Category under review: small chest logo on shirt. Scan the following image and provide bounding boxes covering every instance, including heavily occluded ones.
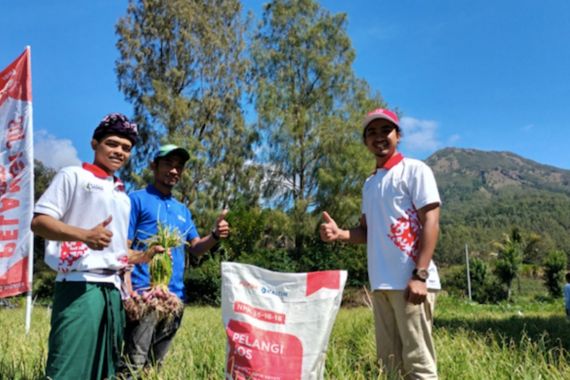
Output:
[177,215,186,223]
[84,182,104,192]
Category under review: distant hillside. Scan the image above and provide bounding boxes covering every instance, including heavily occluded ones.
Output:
[427,147,570,197]
[425,148,570,264]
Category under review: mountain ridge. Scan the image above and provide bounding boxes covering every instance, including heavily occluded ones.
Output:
[422,147,570,264]
[426,147,570,197]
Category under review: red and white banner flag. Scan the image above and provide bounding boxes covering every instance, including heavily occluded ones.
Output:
[0,48,34,298]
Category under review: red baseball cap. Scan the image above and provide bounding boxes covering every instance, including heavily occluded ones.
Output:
[362,108,400,130]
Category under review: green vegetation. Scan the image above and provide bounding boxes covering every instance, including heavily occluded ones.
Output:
[31,161,56,301]
[2,294,570,379]
[494,229,524,300]
[429,148,570,265]
[543,251,568,298]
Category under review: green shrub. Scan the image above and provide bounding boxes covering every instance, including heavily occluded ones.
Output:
[440,265,467,298]
[542,250,567,298]
[476,279,509,304]
[32,270,56,301]
[237,248,297,273]
[185,252,224,306]
[441,261,508,304]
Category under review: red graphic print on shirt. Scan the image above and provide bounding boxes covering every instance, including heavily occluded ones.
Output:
[118,254,129,266]
[387,208,421,261]
[58,241,89,272]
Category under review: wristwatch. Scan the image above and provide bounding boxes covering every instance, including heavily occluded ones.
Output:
[412,268,429,282]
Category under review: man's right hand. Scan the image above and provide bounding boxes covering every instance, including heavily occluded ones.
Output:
[84,216,113,250]
[127,245,166,265]
[144,245,166,262]
[320,211,340,242]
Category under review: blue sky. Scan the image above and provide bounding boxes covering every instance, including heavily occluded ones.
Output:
[2,0,569,170]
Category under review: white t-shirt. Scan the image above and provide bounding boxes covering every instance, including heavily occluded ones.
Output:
[362,154,441,290]
[34,163,130,288]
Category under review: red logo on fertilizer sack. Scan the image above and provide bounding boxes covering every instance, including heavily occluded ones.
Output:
[234,301,286,325]
[226,319,303,380]
[306,270,340,296]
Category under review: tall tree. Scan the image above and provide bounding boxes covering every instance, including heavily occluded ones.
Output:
[252,0,383,254]
[115,0,259,228]
[542,250,567,298]
[494,228,524,300]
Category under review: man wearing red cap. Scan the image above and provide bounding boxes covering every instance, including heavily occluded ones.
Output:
[32,113,161,379]
[320,108,441,379]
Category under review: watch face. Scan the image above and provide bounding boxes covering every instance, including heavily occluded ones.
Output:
[414,268,429,280]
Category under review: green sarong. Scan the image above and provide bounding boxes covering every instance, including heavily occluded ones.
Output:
[46,282,125,380]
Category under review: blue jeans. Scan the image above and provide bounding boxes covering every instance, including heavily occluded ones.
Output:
[118,309,183,379]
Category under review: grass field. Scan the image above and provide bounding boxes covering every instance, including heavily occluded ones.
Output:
[1,293,569,379]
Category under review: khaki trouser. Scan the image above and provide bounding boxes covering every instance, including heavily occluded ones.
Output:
[371,290,438,380]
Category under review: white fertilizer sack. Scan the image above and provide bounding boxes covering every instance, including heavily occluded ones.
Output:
[221,262,347,380]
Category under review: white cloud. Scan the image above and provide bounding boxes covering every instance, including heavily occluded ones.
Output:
[522,124,534,132]
[34,130,81,169]
[447,134,460,145]
[400,116,440,152]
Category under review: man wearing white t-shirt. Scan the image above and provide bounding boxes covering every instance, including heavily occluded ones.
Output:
[320,108,441,379]
[31,113,161,380]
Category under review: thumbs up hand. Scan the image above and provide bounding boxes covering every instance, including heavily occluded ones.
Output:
[85,215,113,250]
[320,211,340,242]
[212,209,230,240]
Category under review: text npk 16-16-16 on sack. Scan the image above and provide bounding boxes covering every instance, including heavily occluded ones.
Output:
[123,223,184,322]
[222,262,347,380]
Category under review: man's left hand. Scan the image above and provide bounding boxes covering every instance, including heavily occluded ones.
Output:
[404,279,428,305]
[213,209,230,240]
